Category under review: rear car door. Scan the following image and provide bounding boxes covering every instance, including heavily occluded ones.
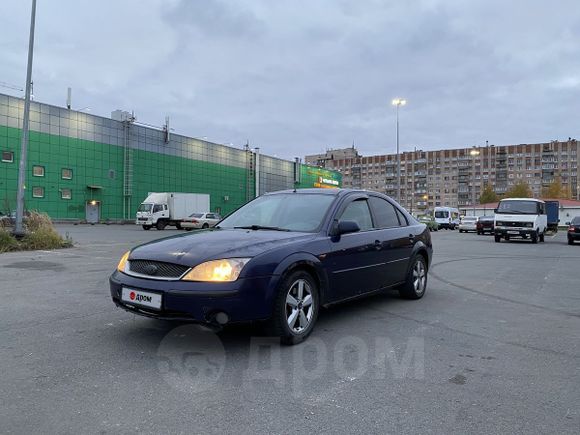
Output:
[325,196,385,301]
[368,196,414,286]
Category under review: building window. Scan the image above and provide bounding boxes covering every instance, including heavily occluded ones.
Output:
[32,186,44,198]
[108,169,116,180]
[33,165,45,177]
[61,188,72,200]
[2,151,14,163]
[61,168,73,179]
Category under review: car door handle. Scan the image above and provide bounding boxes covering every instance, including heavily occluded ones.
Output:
[374,240,382,250]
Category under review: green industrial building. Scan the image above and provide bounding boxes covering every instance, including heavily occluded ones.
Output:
[0,93,341,222]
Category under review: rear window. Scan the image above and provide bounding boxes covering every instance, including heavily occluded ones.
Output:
[462,216,477,221]
[190,213,204,218]
[435,211,448,218]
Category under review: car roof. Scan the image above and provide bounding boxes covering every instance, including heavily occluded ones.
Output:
[499,198,544,203]
[265,188,378,197]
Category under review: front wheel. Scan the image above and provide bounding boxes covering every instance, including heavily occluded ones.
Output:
[494,235,501,243]
[531,231,538,244]
[399,255,428,300]
[156,221,166,230]
[539,232,545,242]
[142,225,151,231]
[265,271,319,345]
[568,237,573,245]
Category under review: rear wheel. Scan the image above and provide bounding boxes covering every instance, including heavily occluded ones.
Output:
[494,235,501,243]
[175,222,182,230]
[156,221,166,230]
[265,270,319,345]
[202,223,209,229]
[399,255,428,300]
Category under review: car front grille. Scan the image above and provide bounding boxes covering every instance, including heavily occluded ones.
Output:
[128,260,189,279]
[496,221,530,227]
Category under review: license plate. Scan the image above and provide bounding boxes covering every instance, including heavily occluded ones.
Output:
[121,288,162,310]
[507,231,519,235]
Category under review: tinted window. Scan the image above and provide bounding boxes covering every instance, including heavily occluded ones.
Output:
[339,199,373,231]
[369,196,400,228]
[190,213,203,218]
[153,205,163,213]
[395,208,408,226]
[572,217,580,225]
[435,211,448,218]
[206,213,215,219]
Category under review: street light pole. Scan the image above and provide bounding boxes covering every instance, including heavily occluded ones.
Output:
[14,0,37,236]
[470,147,480,216]
[392,98,406,204]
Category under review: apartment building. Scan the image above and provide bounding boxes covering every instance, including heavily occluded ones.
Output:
[305,139,579,212]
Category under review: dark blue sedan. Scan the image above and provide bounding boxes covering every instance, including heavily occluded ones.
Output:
[110,189,432,344]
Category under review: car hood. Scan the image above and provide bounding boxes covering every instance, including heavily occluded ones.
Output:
[495,214,536,221]
[129,228,316,267]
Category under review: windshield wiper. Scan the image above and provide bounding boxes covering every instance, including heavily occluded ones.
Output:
[234,225,291,232]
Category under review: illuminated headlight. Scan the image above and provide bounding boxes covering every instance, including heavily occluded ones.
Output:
[495,221,505,227]
[117,251,130,273]
[524,222,533,228]
[181,258,251,282]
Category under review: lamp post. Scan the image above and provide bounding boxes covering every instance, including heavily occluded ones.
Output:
[14,0,37,237]
[470,147,480,215]
[392,98,406,203]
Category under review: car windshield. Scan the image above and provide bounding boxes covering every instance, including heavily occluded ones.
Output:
[189,213,204,218]
[462,217,477,221]
[435,211,448,218]
[218,193,336,232]
[497,200,538,214]
[137,203,152,212]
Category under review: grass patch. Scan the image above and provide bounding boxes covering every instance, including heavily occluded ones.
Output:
[0,211,73,252]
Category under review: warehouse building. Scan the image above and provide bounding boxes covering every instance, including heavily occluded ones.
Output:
[0,93,341,222]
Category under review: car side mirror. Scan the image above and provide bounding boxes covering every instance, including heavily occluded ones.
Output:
[493,208,498,213]
[337,220,360,235]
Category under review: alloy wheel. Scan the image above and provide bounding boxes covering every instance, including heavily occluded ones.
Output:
[285,279,314,333]
[413,260,426,295]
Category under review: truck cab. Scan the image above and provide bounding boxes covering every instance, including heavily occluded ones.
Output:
[494,198,547,244]
[136,192,211,230]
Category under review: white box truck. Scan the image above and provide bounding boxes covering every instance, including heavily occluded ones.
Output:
[135,192,211,230]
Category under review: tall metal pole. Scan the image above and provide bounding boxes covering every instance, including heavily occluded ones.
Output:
[254,147,260,198]
[14,0,37,236]
[396,104,401,203]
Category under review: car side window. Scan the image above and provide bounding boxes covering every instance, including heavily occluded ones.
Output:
[206,213,215,219]
[153,205,163,213]
[339,199,373,231]
[369,196,400,228]
[395,208,408,226]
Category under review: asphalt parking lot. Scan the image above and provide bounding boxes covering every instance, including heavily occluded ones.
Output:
[1,225,579,434]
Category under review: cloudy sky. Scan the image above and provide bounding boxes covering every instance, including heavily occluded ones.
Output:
[1,0,579,159]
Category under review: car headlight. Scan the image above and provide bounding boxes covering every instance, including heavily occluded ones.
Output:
[181,258,251,282]
[525,222,533,228]
[117,251,130,273]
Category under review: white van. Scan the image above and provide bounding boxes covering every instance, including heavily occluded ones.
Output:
[494,198,547,243]
[434,206,460,230]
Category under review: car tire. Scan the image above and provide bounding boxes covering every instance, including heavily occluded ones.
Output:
[156,221,166,230]
[175,222,182,230]
[568,237,573,245]
[531,231,538,244]
[398,255,428,300]
[494,235,501,243]
[539,232,545,242]
[202,223,209,229]
[142,225,151,231]
[265,270,319,345]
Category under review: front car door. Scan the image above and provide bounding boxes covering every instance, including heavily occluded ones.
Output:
[325,195,385,301]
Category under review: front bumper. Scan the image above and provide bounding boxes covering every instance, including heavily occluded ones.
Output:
[568,232,580,240]
[494,227,535,237]
[109,270,277,323]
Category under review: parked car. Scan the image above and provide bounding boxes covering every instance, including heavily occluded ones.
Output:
[476,215,495,234]
[434,206,460,229]
[110,189,433,344]
[417,215,439,231]
[181,212,222,230]
[567,216,580,245]
[458,216,478,233]
[494,198,547,243]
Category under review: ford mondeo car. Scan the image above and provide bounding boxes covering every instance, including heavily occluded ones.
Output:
[110,189,433,344]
